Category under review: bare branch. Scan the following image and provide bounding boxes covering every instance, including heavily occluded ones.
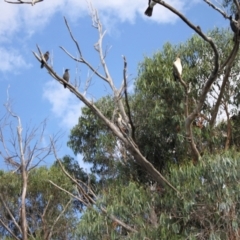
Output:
[50,139,96,205]
[0,218,20,240]
[48,199,72,240]
[155,0,219,58]
[49,142,138,234]
[4,0,43,5]
[122,56,135,140]
[203,0,228,18]
[49,180,87,204]
[60,17,110,84]
[0,194,22,235]
[2,101,28,239]
[0,91,58,238]
[220,37,240,72]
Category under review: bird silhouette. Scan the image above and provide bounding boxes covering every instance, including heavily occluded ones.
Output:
[40,51,49,68]
[230,14,240,35]
[144,0,156,17]
[63,69,70,88]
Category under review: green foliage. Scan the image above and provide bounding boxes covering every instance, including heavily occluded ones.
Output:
[66,28,240,239]
[77,180,155,239]
[54,155,96,184]
[68,96,119,176]
[0,166,77,239]
[68,28,240,182]
[77,151,240,239]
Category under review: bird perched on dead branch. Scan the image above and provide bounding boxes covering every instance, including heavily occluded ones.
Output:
[117,113,130,136]
[173,57,182,81]
[144,0,156,17]
[40,51,49,68]
[63,69,70,88]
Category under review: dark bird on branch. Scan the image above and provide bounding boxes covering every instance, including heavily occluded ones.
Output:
[63,69,70,88]
[230,14,240,35]
[40,51,49,68]
[173,57,182,81]
[144,0,156,17]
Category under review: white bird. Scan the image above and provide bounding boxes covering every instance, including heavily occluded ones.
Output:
[117,113,130,135]
[173,57,182,81]
[144,0,157,17]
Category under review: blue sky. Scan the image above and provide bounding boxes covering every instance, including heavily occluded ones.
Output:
[0,0,230,170]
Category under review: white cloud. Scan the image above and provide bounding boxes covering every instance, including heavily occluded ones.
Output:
[67,0,187,25]
[0,0,196,40]
[0,47,31,72]
[0,0,198,73]
[43,80,83,129]
[0,3,20,43]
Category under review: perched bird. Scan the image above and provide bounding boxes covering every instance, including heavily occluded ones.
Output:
[117,113,130,136]
[230,15,240,35]
[173,57,182,81]
[40,51,49,68]
[144,0,156,17]
[63,69,70,88]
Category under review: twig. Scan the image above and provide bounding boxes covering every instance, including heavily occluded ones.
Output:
[0,194,22,235]
[203,0,228,18]
[0,218,20,240]
[48,199,72,240]
[4,0,43,5]
[122,56,135,140]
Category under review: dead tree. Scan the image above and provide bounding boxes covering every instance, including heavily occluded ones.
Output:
[33,2,179,193]
[0,96,57,240]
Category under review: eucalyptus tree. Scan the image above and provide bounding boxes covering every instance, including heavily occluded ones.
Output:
[33,0,240,236]
[68,27,240,177]
[0,166,77,240]
[4,0,240,237]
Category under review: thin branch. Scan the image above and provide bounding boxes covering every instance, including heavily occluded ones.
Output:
[89,6,111,80]
[41,199,51,221]
[155,0,219,58]
[122,56,135,140]
[211,40,239,126]
[48,180,89,206]
[100,206,138,233]
[0,194,22,235]
[4,0,43,5]
[60,17,109,84]
[223,102,231,150]
[203,0,228,18]
[220,37,240,72]
[50,139,96,204]
[49,138,138,233]
[48,199,72,240]
[0,218,20,240]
